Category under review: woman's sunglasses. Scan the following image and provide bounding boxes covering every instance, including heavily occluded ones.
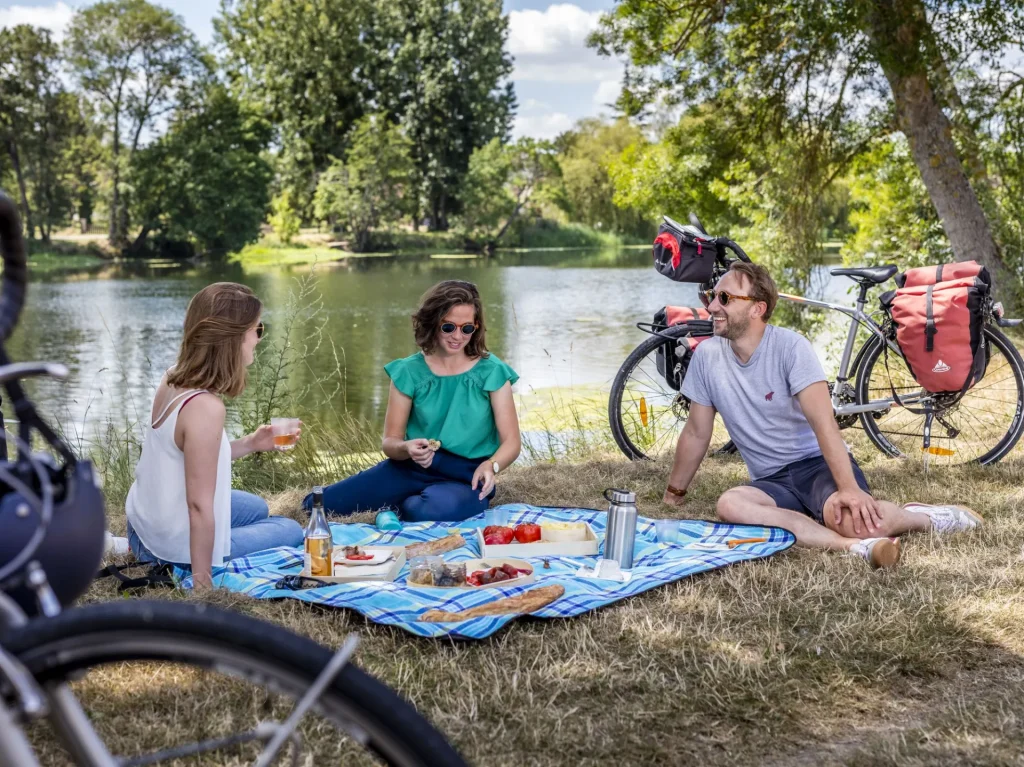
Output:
[701,289,759,307]
[256,321,265,339]
[440,322,478,336]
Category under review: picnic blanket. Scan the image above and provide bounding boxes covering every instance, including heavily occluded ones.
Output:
[183,504,795,639]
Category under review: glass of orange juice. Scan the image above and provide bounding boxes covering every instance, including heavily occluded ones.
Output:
[270,417,300,450]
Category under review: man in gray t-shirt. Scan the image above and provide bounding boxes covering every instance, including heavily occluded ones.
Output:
[662,262,981,568]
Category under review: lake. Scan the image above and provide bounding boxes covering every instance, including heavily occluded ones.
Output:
[3,247,855,442]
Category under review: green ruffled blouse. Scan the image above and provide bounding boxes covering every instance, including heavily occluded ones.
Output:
[383,352,519,460]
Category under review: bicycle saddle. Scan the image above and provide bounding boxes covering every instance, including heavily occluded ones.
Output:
[829,264,898,284]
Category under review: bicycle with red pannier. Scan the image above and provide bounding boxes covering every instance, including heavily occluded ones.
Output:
[609,213,1024,467]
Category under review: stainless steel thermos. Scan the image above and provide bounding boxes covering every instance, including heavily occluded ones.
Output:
[603,488,638,569]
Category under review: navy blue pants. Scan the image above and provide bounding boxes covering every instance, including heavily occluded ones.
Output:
[305,450,494,522]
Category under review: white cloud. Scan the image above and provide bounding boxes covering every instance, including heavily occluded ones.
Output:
[513,112,575,140]
[0,2,74,40]
[593,78,621,109]
[508,3,623,83]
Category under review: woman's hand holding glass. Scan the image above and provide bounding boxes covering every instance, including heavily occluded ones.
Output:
[251,419,303,453]
[405,438,434,468]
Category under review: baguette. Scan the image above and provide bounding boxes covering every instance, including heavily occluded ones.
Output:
[418,584,564,622]
[405,533,466,559]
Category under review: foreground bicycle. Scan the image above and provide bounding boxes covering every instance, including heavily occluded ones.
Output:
[0,194,467,766]
[610,213,1024,467]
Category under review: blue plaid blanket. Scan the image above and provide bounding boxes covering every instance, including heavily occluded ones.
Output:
[183,505,794,639]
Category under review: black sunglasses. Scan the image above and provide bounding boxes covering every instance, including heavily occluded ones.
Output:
[256,321,265,339]
[440,322,478,336]
[274,574,326,591]
[701,289,759,307]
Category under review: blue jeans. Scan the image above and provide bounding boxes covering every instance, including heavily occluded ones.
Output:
[306,450,494,522]
[128,490,304,566]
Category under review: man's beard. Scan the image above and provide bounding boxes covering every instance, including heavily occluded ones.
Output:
[714,312,750,340]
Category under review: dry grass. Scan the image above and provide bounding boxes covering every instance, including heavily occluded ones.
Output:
[62,438,1024,765]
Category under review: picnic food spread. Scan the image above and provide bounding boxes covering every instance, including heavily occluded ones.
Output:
[466,562,532,587]
[341,545,373,561]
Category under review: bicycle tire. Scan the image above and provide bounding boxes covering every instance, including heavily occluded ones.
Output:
[3,600,467,767]
[856,325,1024,465]
[609,325,700,461]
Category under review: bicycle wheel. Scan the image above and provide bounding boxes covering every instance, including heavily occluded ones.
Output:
[856,326,1024,465]
[4,600,467,767]
[609,325,702,460]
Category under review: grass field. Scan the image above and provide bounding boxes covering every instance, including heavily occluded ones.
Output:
[63,428,1024,767]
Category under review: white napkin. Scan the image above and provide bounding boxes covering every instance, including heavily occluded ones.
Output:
[577,558,632,583]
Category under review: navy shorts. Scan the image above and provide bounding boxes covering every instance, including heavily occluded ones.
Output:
[747,454,870,524]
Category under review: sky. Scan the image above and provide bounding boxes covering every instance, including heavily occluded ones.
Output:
[0,0,625,139]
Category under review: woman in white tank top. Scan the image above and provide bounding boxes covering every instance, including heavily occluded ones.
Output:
[125,282,303,588]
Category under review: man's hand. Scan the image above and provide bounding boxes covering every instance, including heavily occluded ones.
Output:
[826,488,882,536]
[662,489,686,509]
[406,439,434,468]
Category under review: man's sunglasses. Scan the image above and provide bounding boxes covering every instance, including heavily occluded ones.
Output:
[256,321,266,339]
[440,322,478,336]
[701,289,760,307]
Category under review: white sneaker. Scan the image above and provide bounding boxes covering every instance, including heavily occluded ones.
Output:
[905,503,983,534]
[104,532,130,556]
[848,537,902,569]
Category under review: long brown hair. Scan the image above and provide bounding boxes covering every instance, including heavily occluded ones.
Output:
[412,280,489,358]
[167,282,262,397]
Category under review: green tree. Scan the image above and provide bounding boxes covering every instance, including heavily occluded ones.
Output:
[378,0,515,230]
[130,85,272,256]
[268,190,301,245]
[218,0,514,231]
[312,114,414,252]
[590,0,1024,288]
[65,0,206,249]
[556,118,651,238]
[0,25,79,242]
[216,0,377,215]
[456,137,560,254]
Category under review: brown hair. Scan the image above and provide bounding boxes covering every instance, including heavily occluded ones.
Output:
[412,280,489,358]
[728,262,779,321]
[167,282,262,397]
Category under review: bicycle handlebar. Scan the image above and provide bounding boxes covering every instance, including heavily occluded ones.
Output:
[718,237,752,263]
[0,194,28,343]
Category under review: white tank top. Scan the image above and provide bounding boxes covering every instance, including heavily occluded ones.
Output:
[125,388,232,565]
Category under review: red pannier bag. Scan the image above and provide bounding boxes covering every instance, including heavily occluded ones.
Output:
[652,220,717,283]
[879,261,990,395]
[652,306,713,388]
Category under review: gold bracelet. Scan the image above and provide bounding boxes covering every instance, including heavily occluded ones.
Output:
[666,484,687,498]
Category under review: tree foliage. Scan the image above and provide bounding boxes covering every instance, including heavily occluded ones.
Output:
[130,85,272,256]
[65,0,207,247]
[312,114,415,252]
[590,0,1024,293]
[456,138,560,253]
[218,0,514,230]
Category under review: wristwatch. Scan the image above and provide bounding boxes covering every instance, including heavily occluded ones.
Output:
[666,484,687,497]
[491,460,500,475]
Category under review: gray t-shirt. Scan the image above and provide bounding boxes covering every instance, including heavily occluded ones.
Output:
[682,324,826,480]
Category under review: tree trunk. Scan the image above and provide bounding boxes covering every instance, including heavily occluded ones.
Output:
[859,0,1009,287]
[6,138,33,240]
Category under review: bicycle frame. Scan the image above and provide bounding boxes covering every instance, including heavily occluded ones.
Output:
[778,289,931,414]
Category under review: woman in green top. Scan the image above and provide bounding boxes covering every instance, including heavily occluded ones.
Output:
[312,280,522,521]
